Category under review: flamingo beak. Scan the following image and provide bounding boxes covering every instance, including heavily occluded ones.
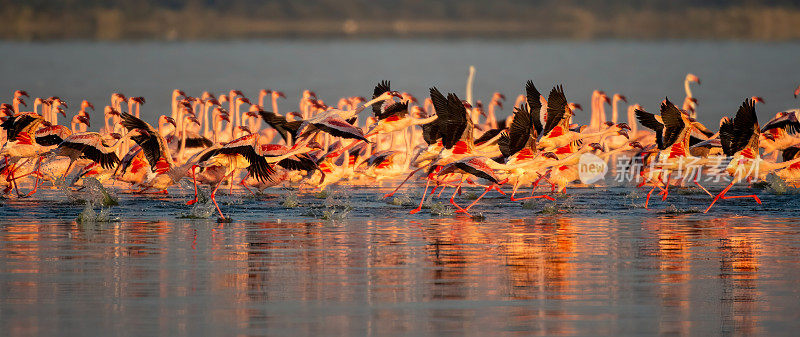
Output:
[616,123,631,131]
[590,143,604,151]
[58,109,66,117]
[617,129,629,139]
[543,152,559,160]
[277,91,286,99]
[572,103,583,111]
[188,116,200,126]
[619,95,628,103]
[79,116,91,127]
[629,141,643,149]
[18,98,27,107]
[165,116,176,127]
[763,133,775,141]
[752,96,765,104]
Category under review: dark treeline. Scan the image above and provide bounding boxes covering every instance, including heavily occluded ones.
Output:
[2,0,800,39]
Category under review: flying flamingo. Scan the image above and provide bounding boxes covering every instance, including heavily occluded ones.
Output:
[48,129,142,181]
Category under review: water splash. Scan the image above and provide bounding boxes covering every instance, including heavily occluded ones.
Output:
[281,191,300,208]
[764,174,797,195]
[425,201,453,216]
[179,187,214,219]
[387,193,413,206]
[75,202,118,223]
[658,204,701,214]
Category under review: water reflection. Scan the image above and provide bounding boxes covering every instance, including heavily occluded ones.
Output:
[1,215,799,335]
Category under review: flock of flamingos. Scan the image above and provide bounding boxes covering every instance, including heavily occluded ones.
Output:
[1,74,800,219]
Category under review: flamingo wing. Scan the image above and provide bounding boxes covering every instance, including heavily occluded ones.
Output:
[761,109,800,134]
[377,101,408,120]
[474,127,506,146]
[660,98,686,150]
[184,135,213,148]
[258,109,299,143]
[455,158,499,184]
[115,145,144,176]
[277,153,318,172]
[60,134,120,169]
[542,85,567,138]
[635,108,665,149]
[119,112,169,171]
[1,113,40,141]
[372,80,391,116]
[314,116,368,141]
[441,93,468,149]
[502,103,534,159]
[525,80,544,135]
[35,125,71,146]
[218,145,275,183]
[783,146,800,162]
[728,99,759,155]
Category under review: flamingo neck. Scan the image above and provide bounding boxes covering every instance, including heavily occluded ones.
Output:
[627,106,637,135]
[612,98,619,124]
[589,90,598,129]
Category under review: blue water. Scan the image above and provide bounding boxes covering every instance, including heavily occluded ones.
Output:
[0,40,798,127]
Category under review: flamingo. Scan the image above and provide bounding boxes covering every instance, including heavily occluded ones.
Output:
[189,133,275,219]
[48,129,142,182]
[684,73,700,117]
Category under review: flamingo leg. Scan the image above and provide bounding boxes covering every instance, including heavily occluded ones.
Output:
[704,180,762,213]
[658,171,671,200]
[645,184,658,209]
[8,163,22,197]
[384,163,428,199]
[61,159,75,182]
[239,172,255,196]
[211,171,233,220]
[448,179,467,213]
[409,178,431,214]
[458,184,495,215]
[510,176,521,199]
[22,157,44,198]
[187,166,200,205]
[693,170,713,197]
[704,180,735,213]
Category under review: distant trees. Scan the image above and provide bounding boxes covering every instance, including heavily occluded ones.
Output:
[0,0,798,39]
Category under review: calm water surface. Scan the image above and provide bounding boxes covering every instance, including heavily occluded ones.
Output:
[1,183,800,336]
[0,40,799,127]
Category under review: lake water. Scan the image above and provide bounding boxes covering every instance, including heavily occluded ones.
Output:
[0,40,798,127]
[1,40,800,336]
